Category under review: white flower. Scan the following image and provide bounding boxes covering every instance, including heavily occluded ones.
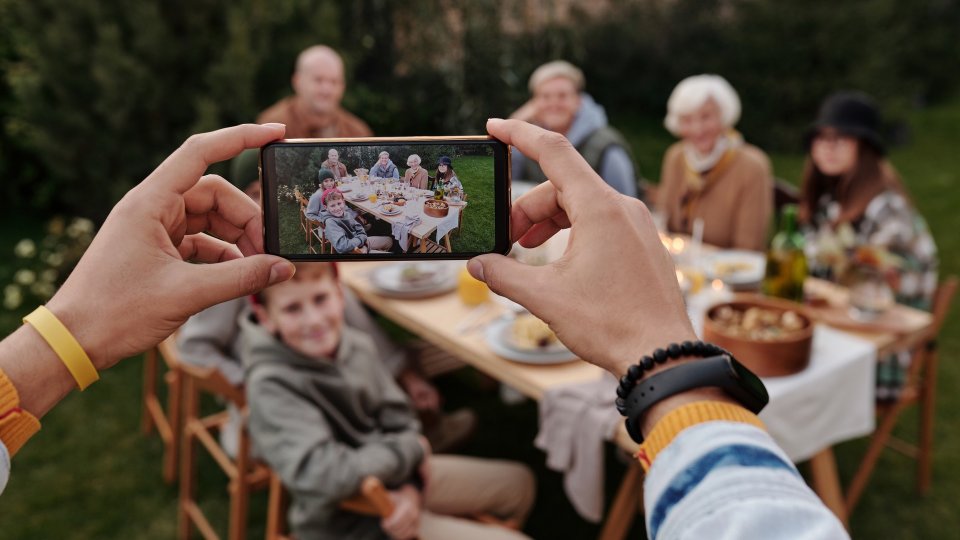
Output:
[3,285,22,310]
[14,239,36,258]
[30,282,56,299]
[44,252,65,267]
[14,269,36,285]
[73,218,94,234]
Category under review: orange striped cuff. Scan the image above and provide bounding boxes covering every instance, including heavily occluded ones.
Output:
[0,368,41,456]
[634,401,765,471]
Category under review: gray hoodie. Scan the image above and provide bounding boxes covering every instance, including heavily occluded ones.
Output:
[512,93,638,198]
[323,207,367,253]
[240,316,423,540]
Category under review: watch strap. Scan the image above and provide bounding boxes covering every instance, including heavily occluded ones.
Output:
[622,355,768,443]
[634,400,765,471]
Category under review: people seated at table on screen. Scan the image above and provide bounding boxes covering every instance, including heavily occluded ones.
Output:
[434,156,463,196]
[306,168,338,221]
[509,60,639,198]
[403,154,429,189]
[321,148,349,181]
[242,263,535,539]
[370,150,400,180]
[323,189,393,253]
[799,92,939,402]
[655,74,773,251]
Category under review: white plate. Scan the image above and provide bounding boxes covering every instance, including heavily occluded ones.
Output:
[484,318,578,365]
[369,262,457,298]
[707,250,766,285]
[339,186,353,192]
[349,194,369,202]
[379,207,402,216]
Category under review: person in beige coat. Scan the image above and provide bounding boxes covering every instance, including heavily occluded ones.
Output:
[656,75,773,251]
[402,154,429,189]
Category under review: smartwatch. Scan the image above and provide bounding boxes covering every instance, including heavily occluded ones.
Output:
[622,354,769,443]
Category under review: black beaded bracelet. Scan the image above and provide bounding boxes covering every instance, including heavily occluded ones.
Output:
[614,340,729,416]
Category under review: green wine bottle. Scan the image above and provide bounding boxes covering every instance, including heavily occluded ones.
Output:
[762,204,808,302]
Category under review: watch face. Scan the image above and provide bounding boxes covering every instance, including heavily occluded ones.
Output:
[728,357,769,401]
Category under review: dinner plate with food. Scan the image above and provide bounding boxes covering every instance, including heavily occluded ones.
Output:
[369,262,457,298]
[485,314,578,364]
[707,250,766,287]
[379,203,403,216]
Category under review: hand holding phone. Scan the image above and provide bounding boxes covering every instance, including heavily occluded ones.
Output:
[261,136,511,260]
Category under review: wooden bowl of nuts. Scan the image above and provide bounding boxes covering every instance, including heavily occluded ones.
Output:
[703,295,814,377]
[423,199,449,218]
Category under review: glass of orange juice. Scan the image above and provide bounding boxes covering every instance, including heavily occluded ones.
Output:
[458,267,489,306]
[368,193,377,203]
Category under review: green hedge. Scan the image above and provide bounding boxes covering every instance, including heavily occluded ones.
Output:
[3,0,958,217]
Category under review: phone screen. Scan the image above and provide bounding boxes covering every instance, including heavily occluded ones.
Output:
[261,137,511,260]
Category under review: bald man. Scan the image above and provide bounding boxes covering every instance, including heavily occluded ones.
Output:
[257,45,373,138]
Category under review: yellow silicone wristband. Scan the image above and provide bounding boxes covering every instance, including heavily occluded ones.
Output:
[23,305,99,390]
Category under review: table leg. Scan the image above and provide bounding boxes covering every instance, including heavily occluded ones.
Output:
[809,447,849,529]
[598,460,644,540]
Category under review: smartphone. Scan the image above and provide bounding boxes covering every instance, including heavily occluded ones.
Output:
[261,136,512,260]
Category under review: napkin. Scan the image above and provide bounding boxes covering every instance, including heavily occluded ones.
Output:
[534,373,621,522]
[392,215,421,252]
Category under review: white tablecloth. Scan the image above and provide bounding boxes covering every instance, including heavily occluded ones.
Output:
[760,325,877,462]
[688,295,877,462]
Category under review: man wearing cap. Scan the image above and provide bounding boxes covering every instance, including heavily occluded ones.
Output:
[257,45,373,138]
[510,60,640,198]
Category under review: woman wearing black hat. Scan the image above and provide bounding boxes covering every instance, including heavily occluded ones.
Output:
[433,156,464,196]
[800,92,938,400]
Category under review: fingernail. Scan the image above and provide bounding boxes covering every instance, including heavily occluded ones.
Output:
[467,259,485,282]
[487,118,504,125]
[268,261,295,285]
[262,122,286,130]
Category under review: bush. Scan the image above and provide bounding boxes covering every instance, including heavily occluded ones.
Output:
[3,0,958,218]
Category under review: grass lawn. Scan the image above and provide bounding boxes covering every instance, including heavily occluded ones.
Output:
[279,156,496,255]
[3,96,960,538]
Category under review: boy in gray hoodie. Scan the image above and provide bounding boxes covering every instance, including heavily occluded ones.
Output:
[243,263,535,539]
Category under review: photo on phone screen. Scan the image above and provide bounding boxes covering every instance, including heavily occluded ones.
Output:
[261,137,511,260]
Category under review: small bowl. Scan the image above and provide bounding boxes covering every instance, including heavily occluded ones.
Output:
[702,295,814,377]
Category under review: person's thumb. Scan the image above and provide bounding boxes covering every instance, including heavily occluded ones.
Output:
[468,254,547,309]
[184,255,295,313]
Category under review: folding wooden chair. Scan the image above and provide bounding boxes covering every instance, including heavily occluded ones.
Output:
[266,472,519,540]
[266,473,394,540]
[293,189,309,242]
[844,276,958,513]
[178,363,271,540]
[141,333,184,484]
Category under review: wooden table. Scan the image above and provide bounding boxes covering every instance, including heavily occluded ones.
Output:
[339,261,933,538]
[340,180,465,252]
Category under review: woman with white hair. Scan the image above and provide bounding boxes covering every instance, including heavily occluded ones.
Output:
[402,154,429,189]
[656,75,773,250]
[510,60,640,198]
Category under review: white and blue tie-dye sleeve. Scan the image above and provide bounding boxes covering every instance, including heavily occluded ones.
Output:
[644,422,848,539]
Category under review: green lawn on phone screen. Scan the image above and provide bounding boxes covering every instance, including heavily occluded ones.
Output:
[280,155,496,255]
